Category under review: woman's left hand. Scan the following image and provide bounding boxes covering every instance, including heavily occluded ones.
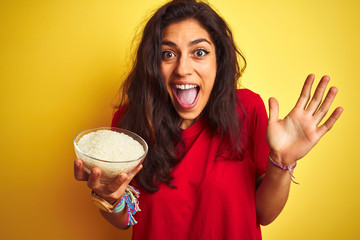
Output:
[267,74,343,166]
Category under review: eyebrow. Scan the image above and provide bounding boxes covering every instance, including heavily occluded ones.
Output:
[161,38,212,47]
[190,38,211,46]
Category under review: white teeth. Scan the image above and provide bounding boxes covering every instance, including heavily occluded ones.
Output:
[175,84,197,90]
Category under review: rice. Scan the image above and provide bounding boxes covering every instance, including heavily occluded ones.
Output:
[76,129,145,183]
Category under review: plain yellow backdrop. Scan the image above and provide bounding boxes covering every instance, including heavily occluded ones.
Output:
[0,0,359,239]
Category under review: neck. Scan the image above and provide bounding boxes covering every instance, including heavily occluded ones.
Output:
[180,119,195,129]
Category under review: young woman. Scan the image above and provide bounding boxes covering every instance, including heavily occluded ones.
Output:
[74,0,343,239]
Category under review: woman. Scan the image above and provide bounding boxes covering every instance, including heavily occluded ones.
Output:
[74,0,343,239]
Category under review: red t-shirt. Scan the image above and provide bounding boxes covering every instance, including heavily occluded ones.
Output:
[112,89,269,240]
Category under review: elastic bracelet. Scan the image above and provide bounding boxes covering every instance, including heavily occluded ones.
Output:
[113,185,141,225]
[269,155,299,184]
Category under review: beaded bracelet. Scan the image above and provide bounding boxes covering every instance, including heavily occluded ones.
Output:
[269,155,299,184]
[113,185,141,225]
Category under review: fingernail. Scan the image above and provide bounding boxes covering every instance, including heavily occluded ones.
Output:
[121,173,127,181]
[91,169,99,177]
[76,160,81,167]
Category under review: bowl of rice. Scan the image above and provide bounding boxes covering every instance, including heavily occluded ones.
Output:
[74,127,148,184]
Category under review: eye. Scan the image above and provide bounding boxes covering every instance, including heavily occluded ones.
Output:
[161,50,176,60]
[194,49,209,58]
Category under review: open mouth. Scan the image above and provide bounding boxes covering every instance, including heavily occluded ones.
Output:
[172,84,200,109]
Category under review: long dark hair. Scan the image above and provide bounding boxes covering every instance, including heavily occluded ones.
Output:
[116,0,246,193]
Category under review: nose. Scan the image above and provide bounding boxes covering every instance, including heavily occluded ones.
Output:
[175,54,193,77]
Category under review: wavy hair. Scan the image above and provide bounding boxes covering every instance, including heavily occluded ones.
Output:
[116,0,246,193]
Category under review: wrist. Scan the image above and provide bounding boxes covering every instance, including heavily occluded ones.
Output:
[91,190,124,205]
[91,185,142,225]
[268,151,296,168]
[91,191,122,212]
[268,154,299,184]
[104,197,119,205]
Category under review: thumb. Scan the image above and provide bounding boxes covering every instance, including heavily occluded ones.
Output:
[268,97,279,124]
[125,164,143,185]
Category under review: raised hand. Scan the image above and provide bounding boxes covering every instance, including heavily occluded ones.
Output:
[266,74,343,166]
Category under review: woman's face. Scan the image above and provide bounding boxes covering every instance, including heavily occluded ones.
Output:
[160,19,217,129]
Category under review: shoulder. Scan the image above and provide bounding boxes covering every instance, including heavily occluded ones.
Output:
[236,88,264,109]
[111,105,128,127]
[235,88,268,125]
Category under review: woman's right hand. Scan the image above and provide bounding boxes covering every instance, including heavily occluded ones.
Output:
[74,158,143,203]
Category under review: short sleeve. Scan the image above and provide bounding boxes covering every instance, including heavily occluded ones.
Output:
[111,110,120,127]
[251,94,270,177]
[111,106,127,128]
[237,89,269,177]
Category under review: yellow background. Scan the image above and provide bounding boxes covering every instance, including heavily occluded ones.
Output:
[1,0,359,239]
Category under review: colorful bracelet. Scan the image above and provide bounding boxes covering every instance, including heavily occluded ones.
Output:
[269,155,299,184]
[113,185,141,225]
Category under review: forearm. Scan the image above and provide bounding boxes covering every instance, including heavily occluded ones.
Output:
[255,158,293,226]
[100,207,130,230]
